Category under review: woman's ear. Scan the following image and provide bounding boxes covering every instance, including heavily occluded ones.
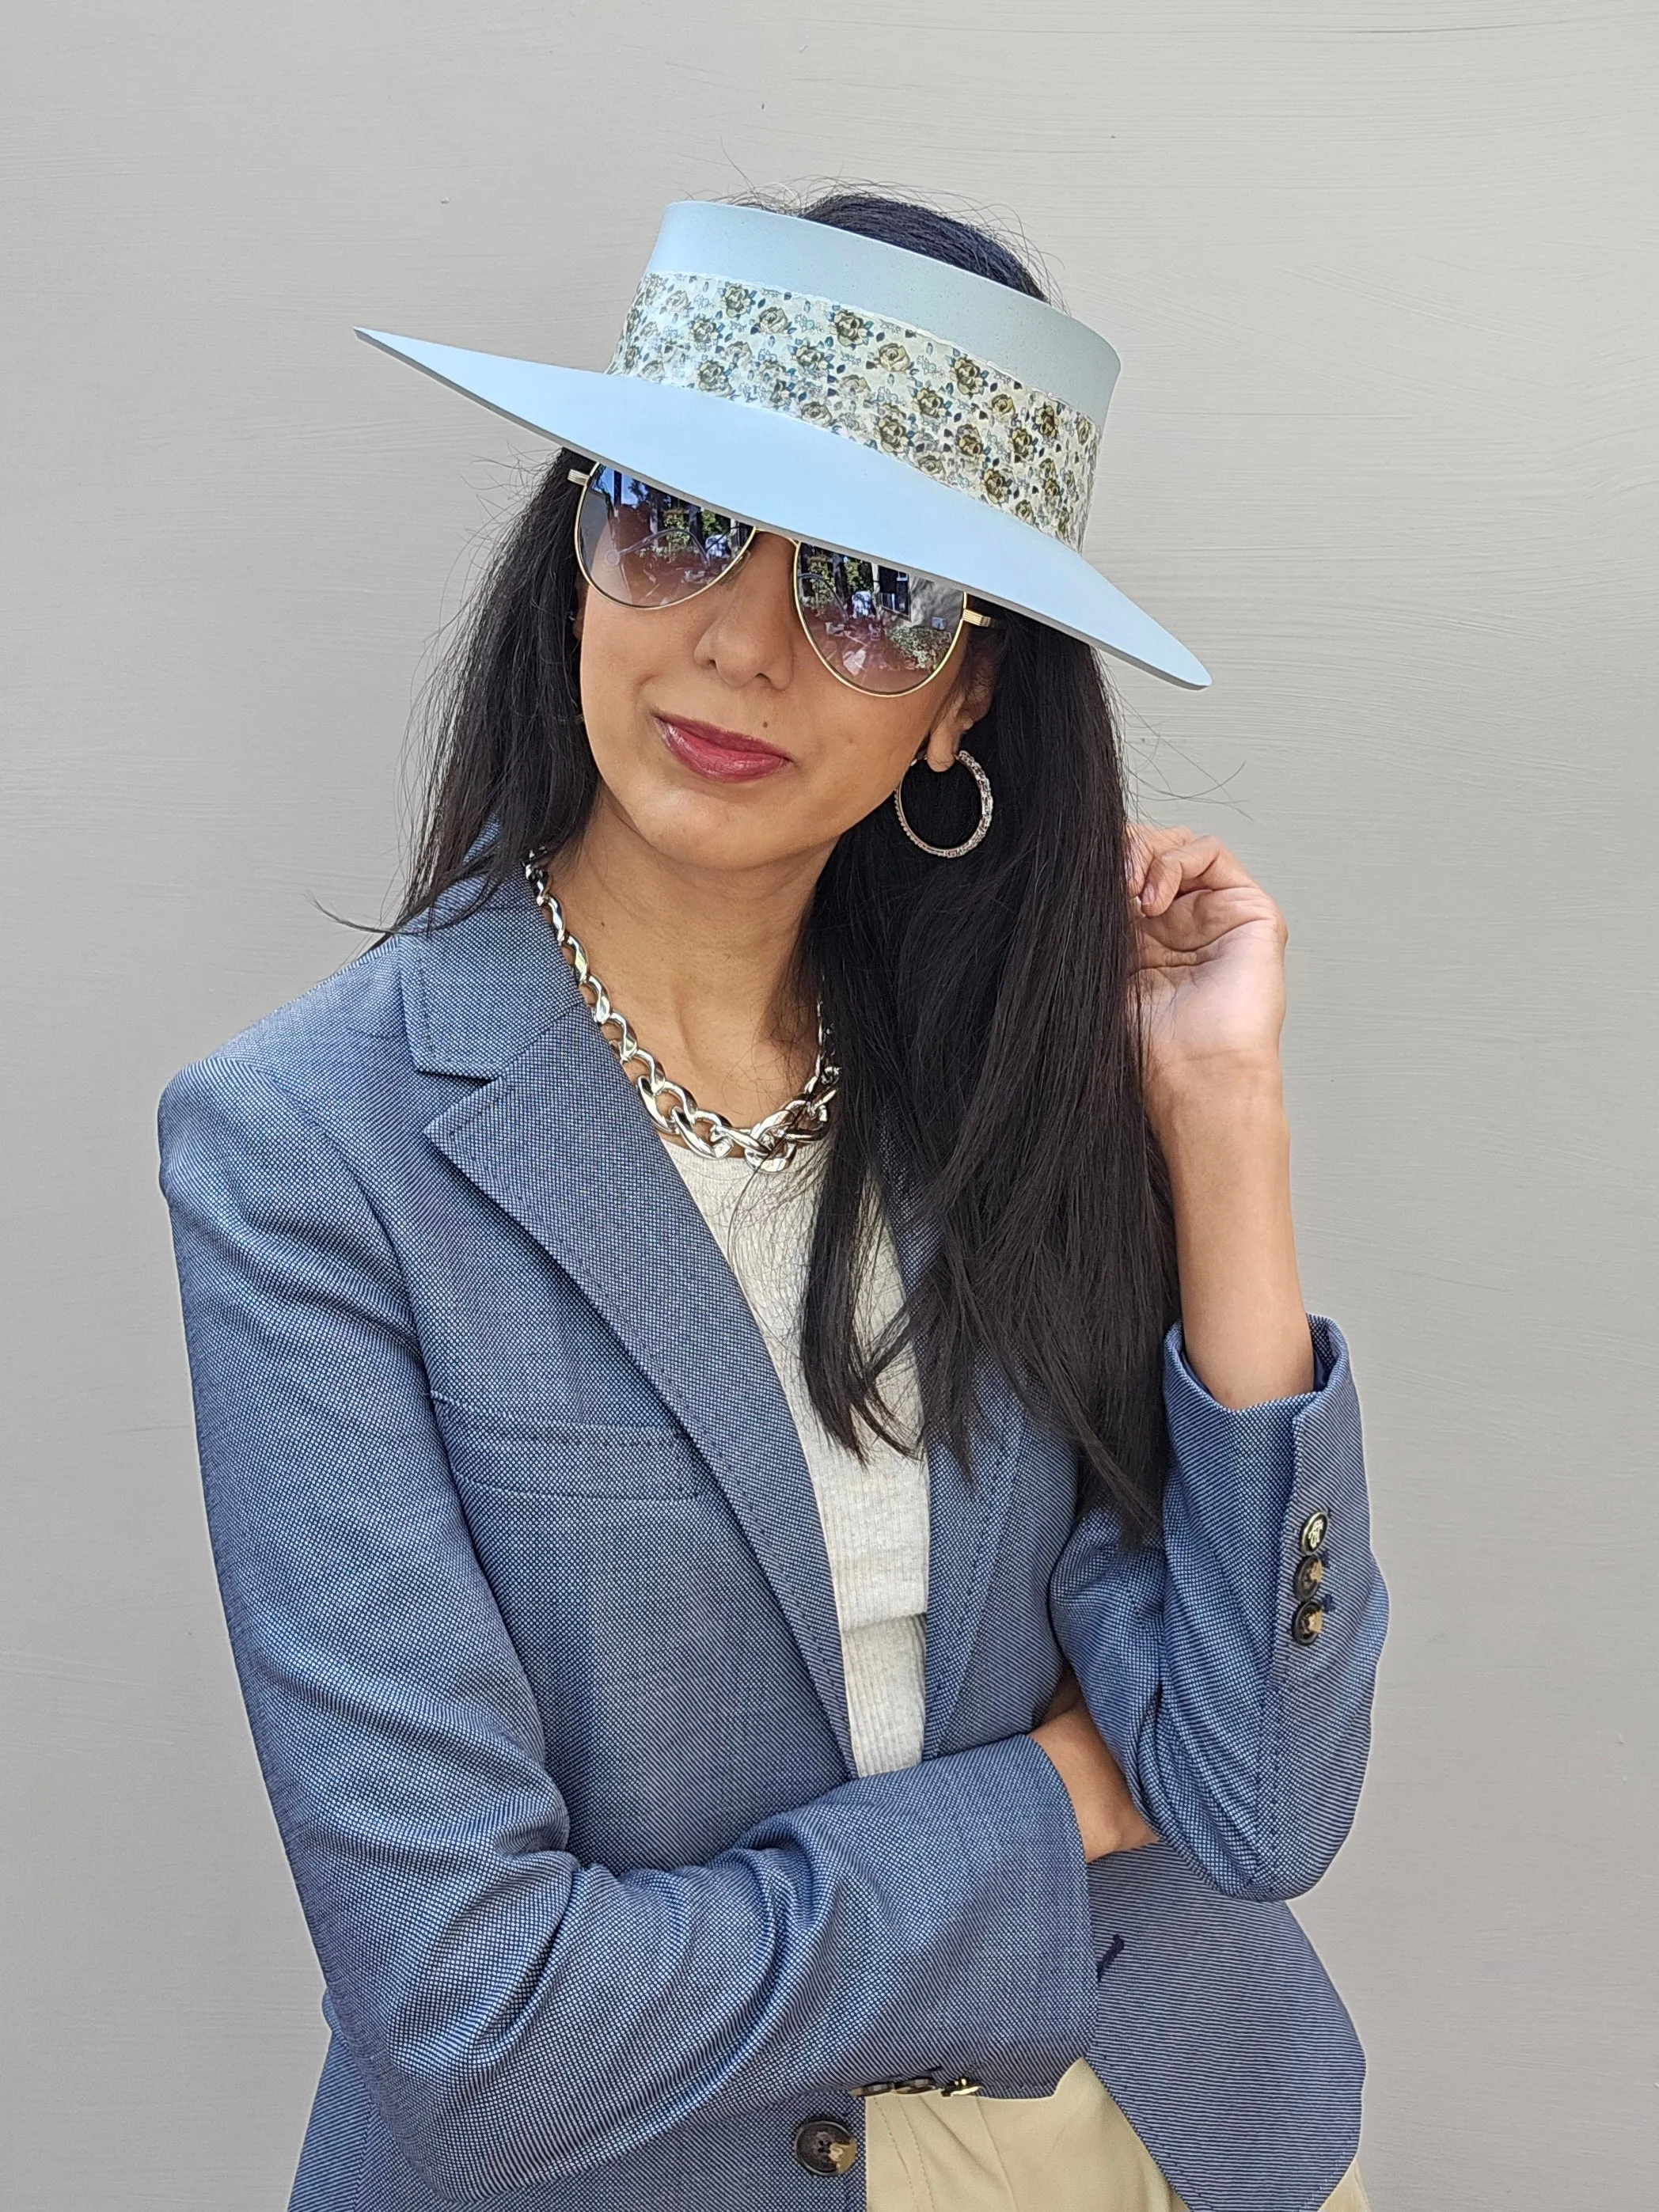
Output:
[960,636,1001,725]
[923,636,1001,770]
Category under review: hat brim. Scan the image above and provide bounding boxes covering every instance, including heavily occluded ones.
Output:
[357,329,1210,690]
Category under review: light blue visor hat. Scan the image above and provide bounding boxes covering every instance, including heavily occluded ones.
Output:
[358,199,1209,690]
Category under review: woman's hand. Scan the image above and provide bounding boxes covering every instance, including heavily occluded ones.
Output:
[1125,824,1289,1130]
[1125,823,1314,1409]
[1031,1668,1159,1860]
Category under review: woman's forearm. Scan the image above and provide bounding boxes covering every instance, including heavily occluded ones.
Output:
[1151,1063,1314,1410]
[1036,1072,1321,1861]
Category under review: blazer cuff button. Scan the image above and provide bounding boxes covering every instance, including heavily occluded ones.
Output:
[1291,1597,1326,1645]
[1293,1554,1325,1599]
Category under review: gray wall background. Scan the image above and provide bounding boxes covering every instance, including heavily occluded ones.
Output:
[5,4,1655,2206]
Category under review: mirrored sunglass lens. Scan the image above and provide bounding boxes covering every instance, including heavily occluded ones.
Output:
[576,468,750,605]
[795,549,966,693]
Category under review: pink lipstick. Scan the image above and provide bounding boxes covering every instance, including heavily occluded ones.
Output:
[655,715,792,783]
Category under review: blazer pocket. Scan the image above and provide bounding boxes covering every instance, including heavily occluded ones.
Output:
[432,1401,718,1498]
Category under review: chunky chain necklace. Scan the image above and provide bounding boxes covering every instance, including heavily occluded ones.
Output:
[526,853,840,1174]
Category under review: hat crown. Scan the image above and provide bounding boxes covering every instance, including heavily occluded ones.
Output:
[641,201,1119,425]
[609,202,1119,551]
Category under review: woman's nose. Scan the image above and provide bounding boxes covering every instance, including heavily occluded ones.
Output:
[692,532,800,686]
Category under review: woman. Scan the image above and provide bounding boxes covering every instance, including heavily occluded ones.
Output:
[159,191,1387,2212]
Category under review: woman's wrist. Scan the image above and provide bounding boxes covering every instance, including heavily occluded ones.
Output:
[1031,1708,1158,1860]
[1149,1057,1315,1409]
[1145,1051,1286,1154]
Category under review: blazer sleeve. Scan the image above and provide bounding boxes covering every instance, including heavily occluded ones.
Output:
[1050,1315,1389,1903]
[158,1051,1102,2204]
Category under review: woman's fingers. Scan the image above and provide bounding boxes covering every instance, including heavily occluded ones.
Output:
[1138,837,1224,918]
[1126,824,1260,918]
[1125,824,1210,912]
[1123,821,1189,894]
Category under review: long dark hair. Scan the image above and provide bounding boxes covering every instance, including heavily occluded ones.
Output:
[386,188,1179,1541]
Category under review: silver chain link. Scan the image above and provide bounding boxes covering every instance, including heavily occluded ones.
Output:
[526,853,840,1174]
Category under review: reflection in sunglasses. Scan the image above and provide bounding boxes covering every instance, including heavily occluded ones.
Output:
[575,465,984,695]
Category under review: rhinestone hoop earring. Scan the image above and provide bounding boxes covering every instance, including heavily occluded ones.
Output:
[892,747,993,859]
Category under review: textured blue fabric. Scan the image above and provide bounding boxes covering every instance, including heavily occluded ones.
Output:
[158,870,1388,2212]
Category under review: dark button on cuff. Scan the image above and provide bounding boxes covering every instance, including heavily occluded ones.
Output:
[1293,1554,1325,1599]
[1298,1511,1329,1554]
[892,2076,937,2095]
[852,2082,894,2098]
[1291,1598,1325,1645]
[795,2118,859,2176]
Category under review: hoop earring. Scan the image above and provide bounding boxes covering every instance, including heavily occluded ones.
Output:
[892,747,993,859]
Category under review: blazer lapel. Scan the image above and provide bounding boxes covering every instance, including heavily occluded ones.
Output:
[402,867,1031,1778]
[406,877,856,1778]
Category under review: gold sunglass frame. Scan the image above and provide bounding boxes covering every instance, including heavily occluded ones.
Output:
[568,461,998,698]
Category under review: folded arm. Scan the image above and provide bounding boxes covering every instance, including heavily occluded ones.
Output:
[1051,1309,1388,1900]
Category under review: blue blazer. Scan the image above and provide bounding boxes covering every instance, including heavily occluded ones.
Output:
[158,869,1388,2212]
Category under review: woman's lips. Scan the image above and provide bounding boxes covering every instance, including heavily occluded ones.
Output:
[654,715,791,783]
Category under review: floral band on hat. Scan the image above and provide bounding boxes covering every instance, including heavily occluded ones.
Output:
[609,269,1103,550]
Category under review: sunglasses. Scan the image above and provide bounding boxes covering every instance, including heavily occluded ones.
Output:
[568,461,999,697]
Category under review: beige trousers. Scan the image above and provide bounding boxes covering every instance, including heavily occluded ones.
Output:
[864,2058,1372,2212]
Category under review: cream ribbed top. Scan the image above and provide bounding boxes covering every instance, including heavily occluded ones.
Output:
[658,1133,931,1777]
